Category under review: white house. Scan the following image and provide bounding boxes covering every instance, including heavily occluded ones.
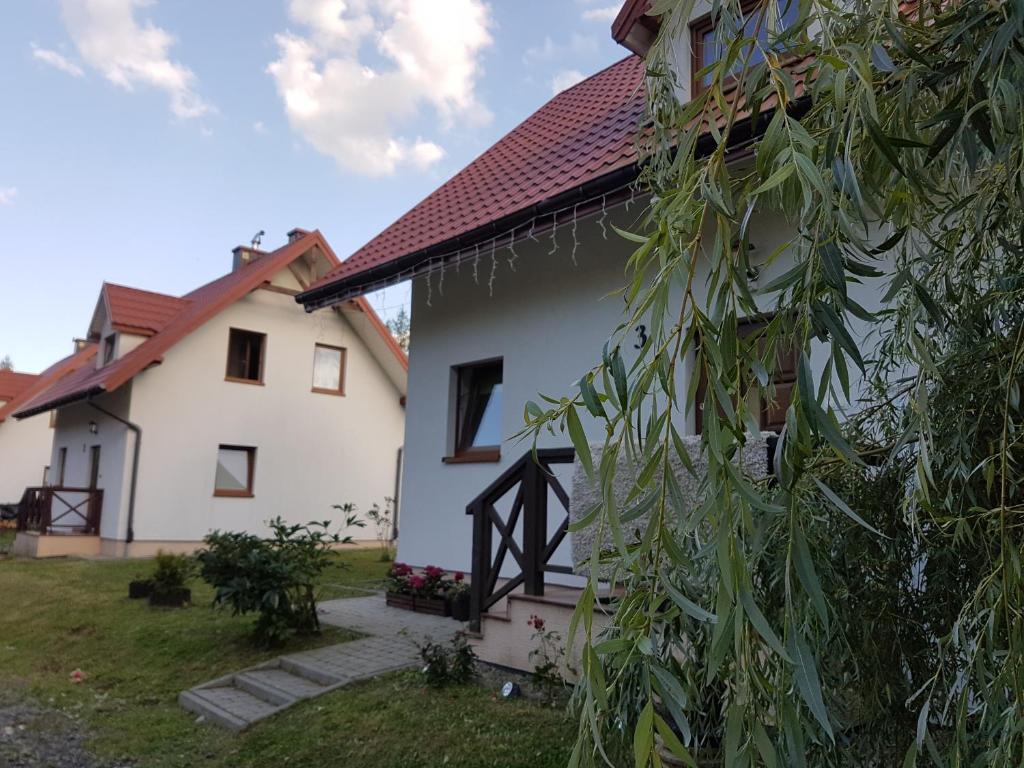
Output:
[12,228,407,558]
[294,1,897,670]
[0,346,97,507]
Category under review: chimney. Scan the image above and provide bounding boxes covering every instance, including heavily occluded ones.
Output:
[287,227,311,244]
[73,338,89,352]
[232,246,263,271]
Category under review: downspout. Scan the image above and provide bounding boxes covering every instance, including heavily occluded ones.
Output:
[87,400,141,545]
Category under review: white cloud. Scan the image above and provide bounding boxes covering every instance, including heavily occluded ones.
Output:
[31,44,85,77]
[55,0,211,119]
[551,69,585,95]
[268,0,493,177]
[253,120,267,134]
[582,5,619,22]
[0,188,18,205]
[523,33,597,65]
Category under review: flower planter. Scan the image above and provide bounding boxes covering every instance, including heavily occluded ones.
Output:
[449,592,471,621]
[413,595,451,617]
[128,579,154,599]
[148,587,191,608]
[385,591,451,616]
[386,591,415,611]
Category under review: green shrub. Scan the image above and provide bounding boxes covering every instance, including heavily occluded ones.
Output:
[196,516,361,646]
[418,633,477,688]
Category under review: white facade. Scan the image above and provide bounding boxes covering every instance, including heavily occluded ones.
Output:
[0,409,53,504]
[396,200,888,576]
[45,264,406,556]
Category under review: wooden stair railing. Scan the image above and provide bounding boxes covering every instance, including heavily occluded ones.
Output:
[17,487,103,536]
[465,447,575,633]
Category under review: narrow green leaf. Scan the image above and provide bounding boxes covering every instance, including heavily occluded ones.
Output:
[812,476,884,537]
[739,583,791,661]
[788,632,834,740]
[634,699,654,768]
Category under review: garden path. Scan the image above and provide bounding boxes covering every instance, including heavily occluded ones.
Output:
[179,595,459,731]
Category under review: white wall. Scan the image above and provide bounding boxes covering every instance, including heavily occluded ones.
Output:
[122,283,405,545]
[397,201,889,576]
[0,409,54,504]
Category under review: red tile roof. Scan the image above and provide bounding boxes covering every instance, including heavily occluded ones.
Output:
[301,55,647,302]
[0,371,38,403]
[14,231,406,419]
[104,283,190,336]
[0,345,97,423]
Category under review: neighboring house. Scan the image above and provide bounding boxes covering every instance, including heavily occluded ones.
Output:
[296,1,894,670]
[12,229,407,558]
[0,345,98,506]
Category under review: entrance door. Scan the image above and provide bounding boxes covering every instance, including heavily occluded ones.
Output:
[88,445,101,489]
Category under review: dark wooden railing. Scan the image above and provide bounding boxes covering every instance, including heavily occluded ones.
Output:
[465,447,575,632]
[17,487,103,535]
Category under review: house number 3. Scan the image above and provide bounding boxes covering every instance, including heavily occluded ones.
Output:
[634,324,648,349]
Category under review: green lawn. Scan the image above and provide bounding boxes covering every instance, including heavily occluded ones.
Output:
[0,549,575,768]
[0,528,14,554]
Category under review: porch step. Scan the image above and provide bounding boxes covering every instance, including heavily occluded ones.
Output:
[180,686,283,732]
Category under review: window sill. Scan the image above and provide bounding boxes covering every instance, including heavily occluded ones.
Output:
[214,490,254,498]
[225,376,264,386]
[311,387,345,397]
[442,450,501,464]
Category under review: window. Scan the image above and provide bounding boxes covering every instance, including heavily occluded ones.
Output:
[311,344,346,395]
[695,318,798,434]
[103,334,116,365]
[214,445,255,497]
[225,328,266,384]
[691,0,800,92]
[446,359,503,463]
[54,447,67,487]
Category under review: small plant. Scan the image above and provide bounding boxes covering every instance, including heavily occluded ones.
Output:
[148,551,194,607]
[363,498,395,561]
[418,633,477,687]
[197,515,361,646]
[526,614,571,704]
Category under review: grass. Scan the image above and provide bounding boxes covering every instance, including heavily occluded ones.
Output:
[0,528,14,554]
[0,549,575,767]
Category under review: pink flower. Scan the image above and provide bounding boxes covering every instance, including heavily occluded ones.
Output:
[454,571,465,583]
[528,614,545,631]
[424,565,445,580]
[69,669,87,684]
[409,575,425,591]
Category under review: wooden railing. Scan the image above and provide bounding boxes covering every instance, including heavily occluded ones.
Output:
[465,447,575,632]
[17,487,103,535]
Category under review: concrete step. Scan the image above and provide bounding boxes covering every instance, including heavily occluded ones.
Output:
[236,668,330,702]
[179,686,283,732]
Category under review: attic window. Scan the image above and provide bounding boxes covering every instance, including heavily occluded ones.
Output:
[225,328,266,384]
[103,334,116,365]
[691,0,799,92]
[312,344,346,395]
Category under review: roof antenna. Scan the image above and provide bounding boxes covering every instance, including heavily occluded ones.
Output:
[251,230,265,249]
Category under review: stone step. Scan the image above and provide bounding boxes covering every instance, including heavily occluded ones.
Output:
[236,667,330,702]
[179,687,281,732]
[279,656,345,687]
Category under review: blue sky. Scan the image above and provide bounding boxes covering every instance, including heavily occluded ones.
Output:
[0,0,626,373]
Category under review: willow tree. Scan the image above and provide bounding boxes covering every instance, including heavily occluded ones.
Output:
[523,0,1024,765]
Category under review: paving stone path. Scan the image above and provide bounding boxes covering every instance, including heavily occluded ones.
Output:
[179,595,459,731]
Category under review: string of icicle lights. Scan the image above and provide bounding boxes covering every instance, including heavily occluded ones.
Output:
[351,180,643,306]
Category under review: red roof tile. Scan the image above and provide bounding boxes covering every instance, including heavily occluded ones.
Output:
[15,231,407,418]
[0,345,97,423]
[305,55,647,295]
[104,283,191,336]
[0,371,38,403]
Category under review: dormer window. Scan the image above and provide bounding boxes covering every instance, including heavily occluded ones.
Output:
[691,0,799,92]
[103,333,116,365]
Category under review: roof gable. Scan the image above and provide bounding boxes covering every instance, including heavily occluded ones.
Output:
[15,231,407,419]
[104,284,191,336]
